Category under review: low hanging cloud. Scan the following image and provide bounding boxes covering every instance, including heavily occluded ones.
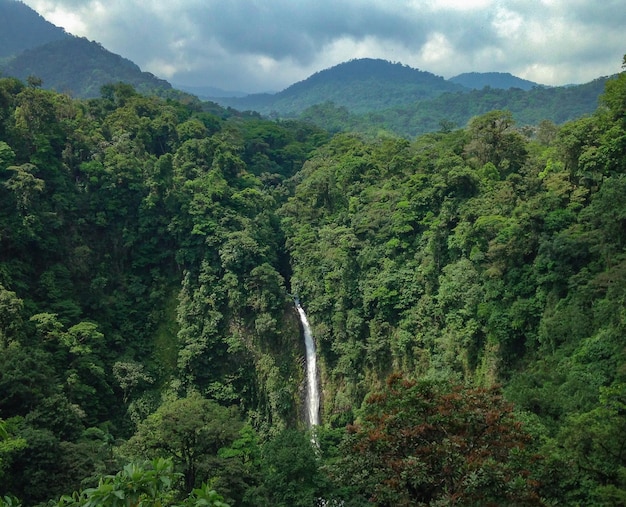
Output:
[23,0,626,93]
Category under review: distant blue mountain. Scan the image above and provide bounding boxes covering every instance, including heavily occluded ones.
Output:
[449,72,542,91]
[174,83,250,99]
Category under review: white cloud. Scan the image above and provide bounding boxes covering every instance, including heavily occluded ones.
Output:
[20,0,625,92]
[420,33,455,66]
[24,0,89,34]
[492,7,524,38]
[429,0,495,10]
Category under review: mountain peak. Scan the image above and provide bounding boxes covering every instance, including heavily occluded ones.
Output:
[214,58,465,115]
[285,58,451,90]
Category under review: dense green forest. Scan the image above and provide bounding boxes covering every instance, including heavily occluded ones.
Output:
[212,58,606,139]
[298,76,608,138]
[0,56,625,506]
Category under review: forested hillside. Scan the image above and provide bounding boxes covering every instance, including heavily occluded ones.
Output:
[0,0,69,59]
[449,71,540,90]
[0,1,191,100]
[213,58,606,139]
[0,57,625,506]
[213,59,464,115]
[2,37,181,99]
[300,76,609,137]
[0,78,329,505]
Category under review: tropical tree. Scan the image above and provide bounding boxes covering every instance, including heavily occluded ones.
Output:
[466,110,528,176]
[47,458,229,507]
[257,428,325,507]
[124,393,242,492]
[0,419,26,487]
[336,374,543,506]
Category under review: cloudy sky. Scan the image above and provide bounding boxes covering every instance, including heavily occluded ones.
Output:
[21,0,626,94]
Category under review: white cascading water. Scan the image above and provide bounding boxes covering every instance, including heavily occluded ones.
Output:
[295,299,320,427]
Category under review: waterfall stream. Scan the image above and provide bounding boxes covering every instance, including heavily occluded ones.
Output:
[295,299,320,427]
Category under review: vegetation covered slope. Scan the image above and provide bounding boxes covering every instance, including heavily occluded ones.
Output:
[0,0,69,59]
[449,71,541,90]
[2,36,188,99]
[214,58,465,115]
[300,75,609,137]
[281,65,626,504]
[0,60,625,505]
[0,1,194,100]
[0,78,328,505]
[214,58,606,140]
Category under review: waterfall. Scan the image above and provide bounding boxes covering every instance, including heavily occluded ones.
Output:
[295,299,320,427]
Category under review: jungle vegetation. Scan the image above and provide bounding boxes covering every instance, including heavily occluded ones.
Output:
[0,55,625,506]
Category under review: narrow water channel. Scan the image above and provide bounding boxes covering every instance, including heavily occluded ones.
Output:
[295,300,320,427]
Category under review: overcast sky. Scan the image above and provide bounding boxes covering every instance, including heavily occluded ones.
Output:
[21,0,626,94]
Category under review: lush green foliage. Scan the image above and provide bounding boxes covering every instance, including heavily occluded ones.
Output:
[0,59,625,506]
[0,458,231,507]
[124,393,242,492]
[279,65,626,504]
[0,77,326,504]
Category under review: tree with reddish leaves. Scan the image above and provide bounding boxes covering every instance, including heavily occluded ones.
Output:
[336,374,543,506]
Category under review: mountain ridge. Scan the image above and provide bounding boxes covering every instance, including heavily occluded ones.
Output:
[448,71,542,90]
[0,2,612,136]
[3,36,177,98]
[0,0,192,100]
[213,58,466,114]
[0,0,69,58]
